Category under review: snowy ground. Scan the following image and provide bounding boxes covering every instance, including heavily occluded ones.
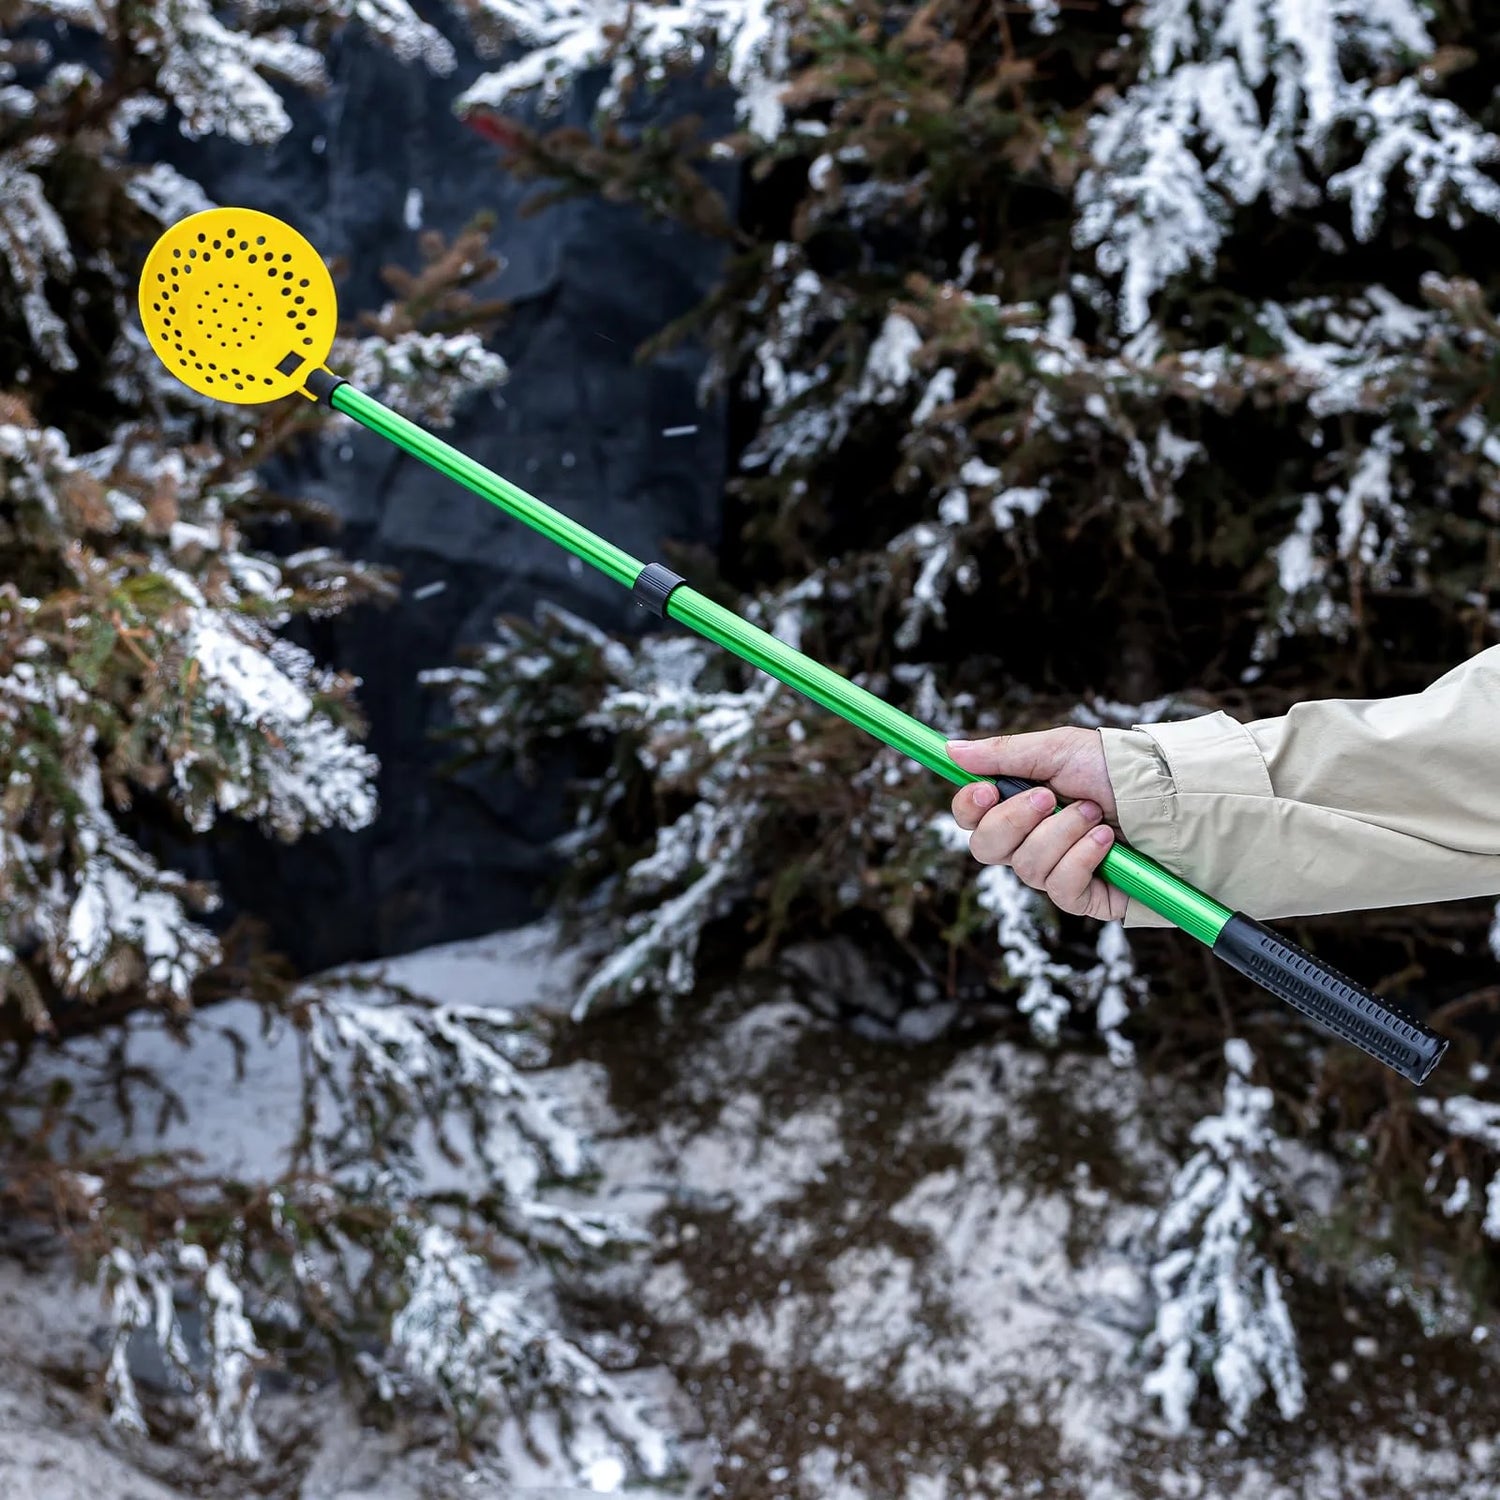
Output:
[0,922,1496,1498]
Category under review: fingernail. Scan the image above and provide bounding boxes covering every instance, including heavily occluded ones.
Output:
[1092,826,1113,845]
[946,739,972,751]
[973,784,998,810]
[1077,801,1102,822]
[1029,788,1054,810]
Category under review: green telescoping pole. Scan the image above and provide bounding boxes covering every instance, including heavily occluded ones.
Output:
[323,379,1446,1084]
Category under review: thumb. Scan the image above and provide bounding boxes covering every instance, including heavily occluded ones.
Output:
[945,730,1074,782]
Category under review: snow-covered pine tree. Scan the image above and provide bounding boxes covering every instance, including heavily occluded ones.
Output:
[1141,1038,1305,1433]
[79,974,676,1480]
[0,1,668,1481]
[432,0,1500,1442]
[437,0,1500,1022]
[0,0,508,1034]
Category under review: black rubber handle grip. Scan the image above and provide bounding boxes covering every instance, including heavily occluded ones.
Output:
[1212,914,1447,1083]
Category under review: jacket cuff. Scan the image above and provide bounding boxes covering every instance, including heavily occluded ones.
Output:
[1098,712,1274,929]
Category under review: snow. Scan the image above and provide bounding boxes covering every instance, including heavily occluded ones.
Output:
[333,329,508,425]
[100,1241,267,1460]
[0,1263,196,1500]
[990,484,1049,529]
[890,521,954,648]
[975,864,1074,1042]
[459,0,791,138]
[1331,79,1500,241]
[1076,0,1499,331]
[587,1455,628,1490]
[64,853,206,1001]
[190,610,317,725]
[389,1223,677,1486]
[857,313,923,403]
[1274,493,1326,597]
[403,185,424,228]
[1142,1040,1305,1434]
[1419,1096,1500,1240]
[0,148,79,369]
[25,921,685,1485]
[122,161,217,224]
[1024,0,1060,36]
[750,261,831,411]
[912,367,956,423]
[1081,921,1148,1065]
[3,926,1499,1493]
[178,608,381,838]
[1334,425,1400,563]
[143,0,328,145]
[314,0,456,71]
[41,754,223,1010]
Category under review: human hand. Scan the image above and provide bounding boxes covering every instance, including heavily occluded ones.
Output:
[945,728,1128,922]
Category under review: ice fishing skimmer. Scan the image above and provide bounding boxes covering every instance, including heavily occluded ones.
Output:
[136,207,1449,1085]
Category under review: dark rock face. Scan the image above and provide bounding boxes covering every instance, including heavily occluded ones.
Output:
[138,18,734,972]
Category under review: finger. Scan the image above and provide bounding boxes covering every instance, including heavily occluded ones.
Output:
[1010,798,1107,889]
[1043,823,1128,921]
[951,781,999,832]
[946,731,1068,781]
[968,785,1058,865]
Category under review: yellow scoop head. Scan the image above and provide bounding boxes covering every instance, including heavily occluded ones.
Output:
[137,206,337,404]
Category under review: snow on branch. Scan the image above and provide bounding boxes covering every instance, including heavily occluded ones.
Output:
[312,0,457,71]
[567,623,780,1017]
[59,761,223,1006]
[457,0,793,138]
[0,607,221,1016]
[13,0,109,26]
[1078,0,1500,332]
[431,587,828,1017]
[1253,421,1410,660]
[299,975,644,1256]
[102,1241,266,1461]
[1079,922,1149,1066]
[1141,1038,1306,1435]
[391,1224,676,1482]
[296,980,662,1463]
[975,865,1076,1043]
[331,330,509,427]
[1331,78,1500,241]
[176,606,380,839]
[0,147,79,370]
[123,162,218,225]
[306,988,591,1197]
[9,414,384,839]
[136,0,329,145]
[1418,1095,1500,1242]
[0,412,387,1016]
[1074,62,1260,335]
[83,962,658,1474]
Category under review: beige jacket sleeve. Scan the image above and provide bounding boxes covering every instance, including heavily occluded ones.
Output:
[1096,646,1500,929]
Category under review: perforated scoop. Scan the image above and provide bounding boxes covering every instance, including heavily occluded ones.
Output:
[137,207,337,404]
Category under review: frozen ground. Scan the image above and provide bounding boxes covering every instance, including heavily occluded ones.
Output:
[0,922,1496,1497]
